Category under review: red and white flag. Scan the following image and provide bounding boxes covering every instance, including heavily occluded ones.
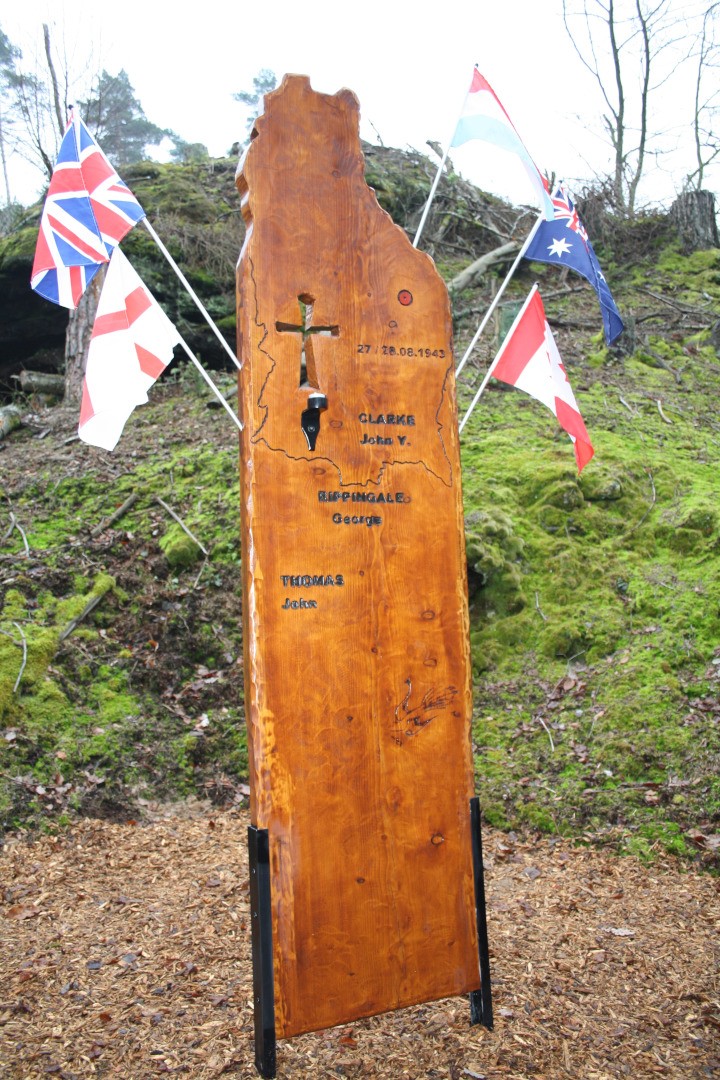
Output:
[79,248,180,450]
[451,68,555,221]
[488,285,594,471]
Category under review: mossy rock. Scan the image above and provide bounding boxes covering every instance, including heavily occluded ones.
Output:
[159,524,204,568]
[666,527,710,554]
[465,508,526,615]
[542,480,585,511]
[541,615,594,660]
[656,499,718,553]
[468,629,500,675]
[681,505,717,535]
[536,506,586,535]
[579,471,624,502]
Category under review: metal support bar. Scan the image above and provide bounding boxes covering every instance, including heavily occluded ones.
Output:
[468,797,493,1030]
[248,825,276,1077]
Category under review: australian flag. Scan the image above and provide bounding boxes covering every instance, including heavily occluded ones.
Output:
[31,110,145,308]
[524,183,623,345]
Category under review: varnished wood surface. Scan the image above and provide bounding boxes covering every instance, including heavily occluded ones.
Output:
[236,75,480,1039]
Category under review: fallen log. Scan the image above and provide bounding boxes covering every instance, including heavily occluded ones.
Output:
[448,241,519,293]
[0,405,22,441]
[14,371,65,397]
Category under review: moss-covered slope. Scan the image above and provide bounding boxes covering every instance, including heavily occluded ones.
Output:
[456,230,720,864]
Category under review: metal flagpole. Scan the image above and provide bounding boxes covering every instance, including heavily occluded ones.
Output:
[141,218,242,372]
[458,361,496,434]
[413,74,476,250]
[459,358,498,434]
[458,283,539,435]
[455,212,543,380]
[176,334,244,432]
[413,144,453,249]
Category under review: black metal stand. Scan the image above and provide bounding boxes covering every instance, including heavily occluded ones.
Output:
[248,826,276,1078]
[468,797,493,1030]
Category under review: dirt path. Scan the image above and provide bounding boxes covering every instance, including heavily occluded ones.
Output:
[1,805,718,1079]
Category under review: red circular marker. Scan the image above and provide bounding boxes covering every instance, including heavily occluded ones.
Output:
[397,289,413,306]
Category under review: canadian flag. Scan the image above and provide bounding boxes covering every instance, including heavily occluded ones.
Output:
[487,285,594,471]
[79,248,180,450]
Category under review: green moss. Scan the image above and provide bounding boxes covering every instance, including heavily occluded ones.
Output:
[481,803,511,829]
[0,224,40,264]
[518,803,557,833]
[159,524,204,567]
[1,574,121,723]
[2,589,27,620]
[465,508,526,616]
[460,279,720,861]
[23,680,75,738]
[624,822,690,863]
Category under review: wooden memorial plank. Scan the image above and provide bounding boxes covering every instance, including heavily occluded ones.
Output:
[236,74,488,1050]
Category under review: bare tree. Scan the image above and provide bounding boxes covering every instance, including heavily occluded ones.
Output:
[63,267,107,405]
[562,0,688,216]
[1,22,67,181]
[42,23,65,139]
[0,27,20,205]
[687,3,719,190]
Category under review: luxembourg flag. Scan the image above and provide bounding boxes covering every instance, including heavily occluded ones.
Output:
[486,284,594,471]
[451,68,555,221]
[78,248,180,450]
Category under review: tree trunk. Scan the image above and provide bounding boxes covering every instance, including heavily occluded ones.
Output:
[711,320,720,359]
[64,266,106,405]
[670,190,719,253]
[0,107,12,206]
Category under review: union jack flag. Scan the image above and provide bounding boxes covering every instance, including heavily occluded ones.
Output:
[31,110,145,308]
[524,181,623,345]
[548,183,588,242]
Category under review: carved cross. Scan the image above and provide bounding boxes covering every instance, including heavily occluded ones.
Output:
[276,294,339,386]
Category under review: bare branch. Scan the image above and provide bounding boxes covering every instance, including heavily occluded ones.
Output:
[156,497,209,557]
[0,622,28,693]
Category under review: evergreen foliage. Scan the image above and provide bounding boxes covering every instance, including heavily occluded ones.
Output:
[233,68,277,143]
[77,69,168,167]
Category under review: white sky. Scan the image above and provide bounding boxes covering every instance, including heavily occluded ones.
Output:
[2,0,715,212]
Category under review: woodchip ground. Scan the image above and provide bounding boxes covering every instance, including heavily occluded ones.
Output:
[1,803,718,1078]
